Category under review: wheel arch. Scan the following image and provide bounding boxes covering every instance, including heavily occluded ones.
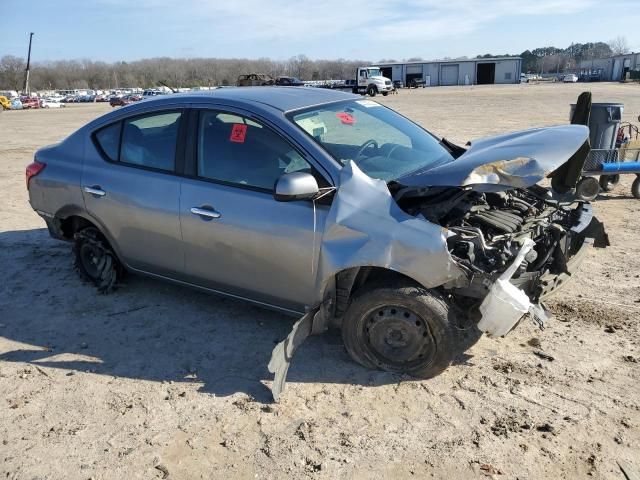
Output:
[328,266,427,327]
[53,206,125,263]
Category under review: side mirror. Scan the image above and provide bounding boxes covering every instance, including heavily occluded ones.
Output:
[274,172,319,202]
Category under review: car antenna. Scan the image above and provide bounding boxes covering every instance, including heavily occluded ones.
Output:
[158,81,177,94]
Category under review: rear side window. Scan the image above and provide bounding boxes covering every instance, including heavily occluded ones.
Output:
[120,112,182,171]
[95,123,121,161]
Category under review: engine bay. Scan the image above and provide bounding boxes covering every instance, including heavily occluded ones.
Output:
[394,184,587,301]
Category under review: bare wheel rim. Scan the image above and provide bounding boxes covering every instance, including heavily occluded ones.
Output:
[362,305,437,369]
[79,242,104,279]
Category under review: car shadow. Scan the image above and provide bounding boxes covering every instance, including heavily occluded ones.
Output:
[0,228,482,403]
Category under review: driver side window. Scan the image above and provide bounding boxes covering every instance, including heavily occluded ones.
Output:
[197,111,312,191]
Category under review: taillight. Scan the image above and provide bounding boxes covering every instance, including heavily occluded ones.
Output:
[26,160,46,189]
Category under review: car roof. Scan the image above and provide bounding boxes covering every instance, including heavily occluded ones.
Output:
[135,86,358,113]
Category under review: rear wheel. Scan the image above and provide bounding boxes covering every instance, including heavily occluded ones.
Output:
[599,174,620,192]
[342,284,459,378]
[575,176,600,201]
[73,227,121,293]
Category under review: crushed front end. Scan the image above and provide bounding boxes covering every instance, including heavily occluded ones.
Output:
[395,184,608,334]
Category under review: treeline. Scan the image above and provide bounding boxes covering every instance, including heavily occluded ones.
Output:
[477,42,616,74]
[0,39,628,91]
[0,55,368,91]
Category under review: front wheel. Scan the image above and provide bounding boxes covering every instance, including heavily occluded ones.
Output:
[382,91,388,96]
[367,86,377,97]
[342,284,459,378]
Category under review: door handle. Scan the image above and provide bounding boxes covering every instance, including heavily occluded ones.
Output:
[190,206,221,219]
[84,186,106,197]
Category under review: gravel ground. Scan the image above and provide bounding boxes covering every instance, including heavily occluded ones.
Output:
[1,82,639,479]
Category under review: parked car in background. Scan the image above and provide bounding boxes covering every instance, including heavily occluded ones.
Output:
[275,76,304,86]
[563,74,579,83]
[109,95,128,107]
[393,80,403,89]
[237,73,275,86]
[0,90,19,99]
[41,98,66,108]
[26,88,606,395]
[142,89,166,97]
[521,73,542,83]
[20,96,40,109]
[0,95,11,110]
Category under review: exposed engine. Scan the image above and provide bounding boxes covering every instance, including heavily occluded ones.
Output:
[395,185,590,301]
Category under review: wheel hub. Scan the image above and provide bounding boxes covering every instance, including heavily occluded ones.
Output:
[365,306,435,365]
[80,243,103,279]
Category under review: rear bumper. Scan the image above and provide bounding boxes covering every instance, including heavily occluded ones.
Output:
[32,207,68,241]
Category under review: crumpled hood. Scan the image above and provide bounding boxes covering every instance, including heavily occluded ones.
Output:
[399,125,590,191]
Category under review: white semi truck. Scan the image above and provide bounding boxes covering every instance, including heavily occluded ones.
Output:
[353,67,393,96]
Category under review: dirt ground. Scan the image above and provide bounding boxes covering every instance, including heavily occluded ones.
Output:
[1,82,639,480]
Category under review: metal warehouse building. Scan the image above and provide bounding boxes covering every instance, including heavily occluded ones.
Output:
[374,57,522,87]
[578,53,640,81]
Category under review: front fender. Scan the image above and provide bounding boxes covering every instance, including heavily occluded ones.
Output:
[313,162,466,305]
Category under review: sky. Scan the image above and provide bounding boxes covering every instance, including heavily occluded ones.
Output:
[2,0,639,62]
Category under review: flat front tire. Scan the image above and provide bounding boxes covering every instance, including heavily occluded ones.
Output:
[342,284,459,378]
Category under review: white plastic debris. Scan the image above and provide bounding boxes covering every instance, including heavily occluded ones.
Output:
[478,238,535,337]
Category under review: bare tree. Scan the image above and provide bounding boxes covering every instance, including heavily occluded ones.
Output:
[609,36,630,56]
[0,55,26,91]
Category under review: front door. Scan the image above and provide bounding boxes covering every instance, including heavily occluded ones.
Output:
[358,68,368,89]
[179,109,328,312]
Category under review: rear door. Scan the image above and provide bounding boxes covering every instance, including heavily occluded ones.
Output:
[83,109,185,277]
[179,108,329,312]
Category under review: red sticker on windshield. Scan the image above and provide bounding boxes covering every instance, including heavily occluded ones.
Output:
[336,112,355,125]
[230,123,247,143]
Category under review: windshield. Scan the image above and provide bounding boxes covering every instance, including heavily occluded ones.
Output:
[290,100,454,182]
[367,68,382,77]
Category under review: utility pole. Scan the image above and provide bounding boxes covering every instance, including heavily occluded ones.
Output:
[23,32,34,95]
